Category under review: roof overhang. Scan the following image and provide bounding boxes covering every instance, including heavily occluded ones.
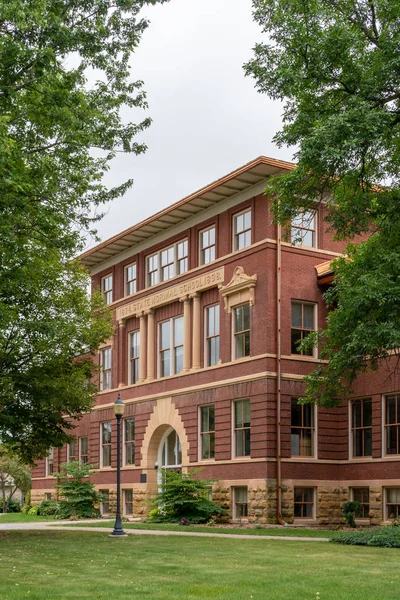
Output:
[79,155,295,269]
[316,260,334,286]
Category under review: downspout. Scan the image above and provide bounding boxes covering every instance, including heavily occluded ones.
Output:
[275,222,285,525]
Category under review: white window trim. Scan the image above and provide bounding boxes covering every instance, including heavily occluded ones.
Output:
[350,487,370,520]
[123,417,135,467]
[232,486,249,520]
[348,397,373,460]
[157,316,184,378]
[99,347,112,391]
[146,238,189,288]
[123,488,134,516]
[100,422,112,469]
[199,224,216,266]
[128,330,140,386]
[382,393,400,458]
[101,274,113,304]
[231,302,251,362]
[46,448,54,477]
[198,404,216,462]
[384,487,400,521]
[78,436,88,465]
[204,303,220,368]
[290,402,318,460]
[232,208,252,252]
[293,487,317,521]
[124,262,137,297]
[291,300,318,359]
[231,399,251,460]
[291,210,318,248]
[66,439,77,463]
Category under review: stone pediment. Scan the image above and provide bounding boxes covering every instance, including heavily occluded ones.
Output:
[218,266,257,313]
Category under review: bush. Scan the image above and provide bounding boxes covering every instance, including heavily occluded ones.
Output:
[53,461,104,520]
[38,500,59,516]
[28,506,39,516]
[21,491,32,514]
[0,498,22,513]
[343,501,362,527]
[331,527,400,548]
[149,469,228,524]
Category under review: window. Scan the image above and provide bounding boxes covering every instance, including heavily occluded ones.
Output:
[205,304,220,366]
[291,302,315,355]
[352,488,370,518]
[159,316,184,377]
[352,399,372,457]
[233,209,251,251]
[129,331,140,384]
[79,437,88,465]
[291,399,314,457]
[101,274,113,304]
[385,395,400,455]
[124,418,135,466]
[100,489,109,515]
[233,303,250,359]
[294,487,314,518]
[386,489,400,519]
[125,263,137,296]
[200,405,215,460]
[124,489,133,516]
[291,211,316,247]
[147,240,188,287]
[233,487,248,518]
[234,399,250,457]
[100,347,112,391]
[46,448,54,476]
[101,422,112,467]
[45,493,52,501]
[68,439,77,462]
[199,226,216,265]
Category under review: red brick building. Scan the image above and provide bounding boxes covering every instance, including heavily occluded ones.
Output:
[32,156,400,525]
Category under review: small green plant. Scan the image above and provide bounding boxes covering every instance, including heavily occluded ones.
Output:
[343,501,362,527]
[0,498,22,513]
[149,469,227,524]
[28,506,39,516]
[53,461,105,520]
[21,491,32,514]
[331,527,400,548]
[38,500,59,516]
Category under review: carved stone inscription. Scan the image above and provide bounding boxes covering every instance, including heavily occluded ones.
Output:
[116,267,224,321]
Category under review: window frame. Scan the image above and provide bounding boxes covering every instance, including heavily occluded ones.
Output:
[101,274,113,304]
[199,225,216,266]
[123,489,134,516]
[99,489,109,515]
[124,263,137,296]
[79,437,88,465]
[233,399,251,458]
[351,487,370,519]
[100,422,112,468]
[385,488,400,521]
[199,404,215,461]
[232,303,251,360]
[290,399,316,458]
[146,239,189,288]
[384,394,400,456]
[67,438,77,462]
[99,347,112,391]
[291,210,317,248]
[232,486,248,519]
[128,330,140,385]
[124,418,135,466]
[350,398,373,458]
[46,448,54,477]
[158,315,184,378]
[232,208,252,252]
[290,301,317,357]
[294,487,316,520]
[204,303,220,367]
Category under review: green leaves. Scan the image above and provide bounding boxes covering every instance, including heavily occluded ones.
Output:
[246,1,400,405]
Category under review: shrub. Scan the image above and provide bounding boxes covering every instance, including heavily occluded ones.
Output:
[0,498,22,513]
[343,501,362,527]
[28,506,39,516]
[53,461,104,520]
[38,500,59,516]
[331,527,400,548]
[149,469,228,524]
[21,491,32,514]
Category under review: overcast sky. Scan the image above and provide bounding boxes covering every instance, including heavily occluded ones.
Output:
[91,0,294,246]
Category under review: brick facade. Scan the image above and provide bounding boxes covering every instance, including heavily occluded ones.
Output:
[31,156,400,525]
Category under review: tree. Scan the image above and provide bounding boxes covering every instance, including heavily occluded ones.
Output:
[0,448,31,513]
[53,461,105,519]
[245,0,400,406]
[0,0,167,461]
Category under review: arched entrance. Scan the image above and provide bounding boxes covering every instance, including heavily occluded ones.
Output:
[157,427,182,486]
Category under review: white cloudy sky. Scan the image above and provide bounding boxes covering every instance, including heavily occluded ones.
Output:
[92,0,294,246]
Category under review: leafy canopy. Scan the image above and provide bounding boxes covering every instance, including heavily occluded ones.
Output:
[53,461,105,520]
[0,0,167,461]
[245,0,400,405]
[0,447,31,513]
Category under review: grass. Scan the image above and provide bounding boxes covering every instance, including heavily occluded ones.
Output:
[64,520,333,538]
[0,513,55,523]
[0,530,399,599]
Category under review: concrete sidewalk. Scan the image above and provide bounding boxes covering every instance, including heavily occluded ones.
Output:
[0,521,329,542]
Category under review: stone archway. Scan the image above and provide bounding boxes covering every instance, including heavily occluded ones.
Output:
[140,397,189,489]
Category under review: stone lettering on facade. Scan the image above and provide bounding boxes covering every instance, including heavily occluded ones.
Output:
[116,267,224,321]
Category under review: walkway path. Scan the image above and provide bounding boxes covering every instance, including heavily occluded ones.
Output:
[0,521,328,542]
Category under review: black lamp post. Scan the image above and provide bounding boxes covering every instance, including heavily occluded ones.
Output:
[110,394,127,538]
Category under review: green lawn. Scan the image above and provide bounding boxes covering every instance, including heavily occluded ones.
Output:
[66,520,332,538]
[0,513,55,523]
[0,530,399,600]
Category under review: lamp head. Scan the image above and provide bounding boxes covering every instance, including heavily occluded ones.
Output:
[113,394,125,417]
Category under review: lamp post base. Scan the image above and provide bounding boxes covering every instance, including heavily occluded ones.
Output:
[109,532,128,538]
[109,514,127,537]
